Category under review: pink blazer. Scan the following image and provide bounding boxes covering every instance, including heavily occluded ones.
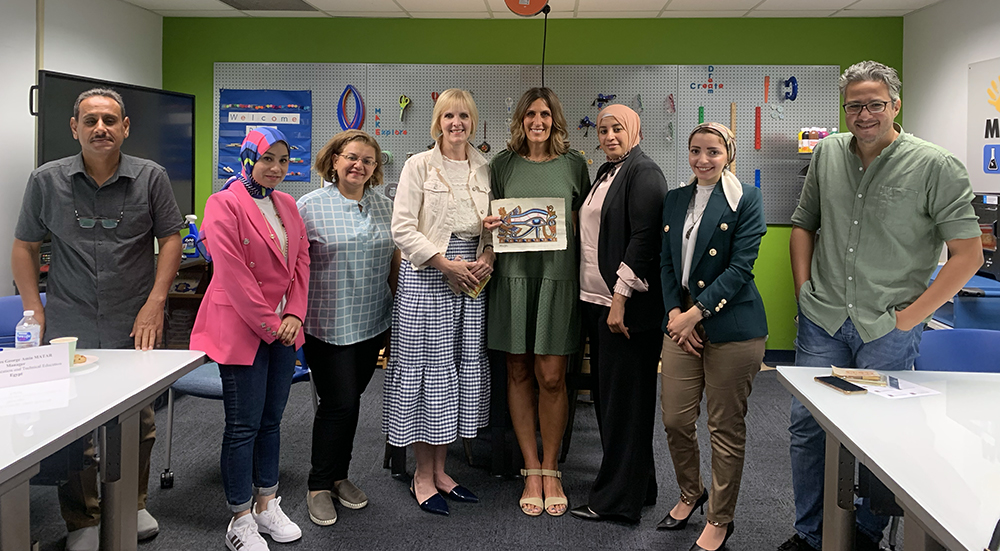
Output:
[190,183,310,365]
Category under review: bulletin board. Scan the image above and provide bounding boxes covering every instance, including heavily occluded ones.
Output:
[213,63,839,223]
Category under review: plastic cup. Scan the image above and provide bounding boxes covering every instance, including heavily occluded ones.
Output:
[50,337,78,366]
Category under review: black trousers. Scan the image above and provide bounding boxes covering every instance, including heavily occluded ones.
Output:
[581,301,659,521]
[303,332,385,490]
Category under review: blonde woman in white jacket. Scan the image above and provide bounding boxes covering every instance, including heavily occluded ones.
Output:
[383,88,500,516]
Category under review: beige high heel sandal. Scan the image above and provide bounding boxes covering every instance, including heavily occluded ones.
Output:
[519,469,544,516]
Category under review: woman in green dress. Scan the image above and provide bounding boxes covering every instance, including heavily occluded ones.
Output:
[489,87,590,517]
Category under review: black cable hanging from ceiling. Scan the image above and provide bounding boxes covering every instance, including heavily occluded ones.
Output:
[541,4,550,88]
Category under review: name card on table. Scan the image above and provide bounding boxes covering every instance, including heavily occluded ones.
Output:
[0,344,70,388]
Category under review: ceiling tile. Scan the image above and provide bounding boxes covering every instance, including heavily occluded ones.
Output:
[755,0,853,9]
[746,9,837,16]
[242,10,330,16]
[486,0,577,12]
[409,11,492,17]
[659,10,748,17]
[323,10,410,17]
[490,9,575,18]
[306,0,403,11]
[121,0,232,9]
[577,10,662,17]
[831,8,911,16]
[663,0,759,10]
[398,0,484,11]
[157,9,248,16]
[221,0,318,9]
[577,0,666,10]
[847,0,939,8]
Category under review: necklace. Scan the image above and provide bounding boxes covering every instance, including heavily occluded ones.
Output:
[257,201,288,257]
[685,187,713,239]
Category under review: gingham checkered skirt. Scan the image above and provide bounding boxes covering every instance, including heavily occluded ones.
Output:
[382,236,491,447]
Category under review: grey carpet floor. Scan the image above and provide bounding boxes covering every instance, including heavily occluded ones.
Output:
[26,369,902,550]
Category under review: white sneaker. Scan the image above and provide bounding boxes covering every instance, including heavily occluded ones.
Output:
[252,497,302,543]
[137,508,159,540]
[65,525,99,551]
[226,514,269,551]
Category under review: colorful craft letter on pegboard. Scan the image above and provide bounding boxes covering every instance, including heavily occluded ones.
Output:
[497,205,558,244]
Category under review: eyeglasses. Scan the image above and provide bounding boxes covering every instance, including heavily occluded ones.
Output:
[842,100,891,115]
[76,213,123,229]
[72,181,127,229]
[337,153,378,168]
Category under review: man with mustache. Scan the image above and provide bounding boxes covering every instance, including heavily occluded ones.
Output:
[12,88,184,551]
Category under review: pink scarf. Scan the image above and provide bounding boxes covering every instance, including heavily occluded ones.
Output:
[597,104,642,161]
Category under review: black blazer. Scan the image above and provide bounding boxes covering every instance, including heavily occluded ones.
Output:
[593,146,668,333]
[660,181,768,343]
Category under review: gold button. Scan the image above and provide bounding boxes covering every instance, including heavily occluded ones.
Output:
[715,306,721,312]
[709,248,717,256]
[720,223,728,231]
[664,225,670,233]
[721,299,727,304]
[243,238,250,245]
[697,280,705,288]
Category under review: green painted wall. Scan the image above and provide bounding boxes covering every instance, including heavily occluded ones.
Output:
[162,16,903,350]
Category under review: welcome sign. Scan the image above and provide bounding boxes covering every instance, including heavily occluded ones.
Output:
[968,56,1000,191]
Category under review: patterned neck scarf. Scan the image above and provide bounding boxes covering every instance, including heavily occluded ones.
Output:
[221,127,288,198]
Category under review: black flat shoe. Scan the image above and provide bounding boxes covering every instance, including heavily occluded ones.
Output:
[657,489,709,530]
[688,520,735,551]
[569,505,602,521]
[410,482,449,516]
[441,484,479,503]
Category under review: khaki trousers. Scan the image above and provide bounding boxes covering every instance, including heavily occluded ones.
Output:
[660,334,765,524]
[58,403,156,531]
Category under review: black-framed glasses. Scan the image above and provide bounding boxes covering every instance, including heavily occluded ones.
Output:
[842,100,890,115]
[336,152,378,168]
[72,182,127,229]
[76,212,123,229]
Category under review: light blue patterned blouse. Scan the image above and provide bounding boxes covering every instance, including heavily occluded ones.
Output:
[297,184,395,346]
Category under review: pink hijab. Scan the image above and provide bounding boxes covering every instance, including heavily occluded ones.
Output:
[597,104,643,160]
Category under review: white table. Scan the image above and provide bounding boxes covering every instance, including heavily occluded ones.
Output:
[0,349,206,551]
[777,367,1000,551]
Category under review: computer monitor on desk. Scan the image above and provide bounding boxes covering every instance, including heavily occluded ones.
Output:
[975,193,999,280]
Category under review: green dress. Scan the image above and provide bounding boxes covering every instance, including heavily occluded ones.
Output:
[487,149,591,355]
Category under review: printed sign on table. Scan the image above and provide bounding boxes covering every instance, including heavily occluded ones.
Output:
[219,90,312,182]
[0,344,70,389]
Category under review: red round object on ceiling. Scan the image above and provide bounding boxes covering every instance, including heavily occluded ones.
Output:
[504,0,549,16]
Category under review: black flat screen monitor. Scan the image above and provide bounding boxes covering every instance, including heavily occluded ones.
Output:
[35,70,195,215]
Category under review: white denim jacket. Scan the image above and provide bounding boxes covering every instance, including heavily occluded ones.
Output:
[391,144,493,269]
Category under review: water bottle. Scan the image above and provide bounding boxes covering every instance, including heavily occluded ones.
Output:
[15,310,41,348]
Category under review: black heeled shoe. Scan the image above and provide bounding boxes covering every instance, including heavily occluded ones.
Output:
[656,489,709,530]
[440,484,479,503]
[688,520,735,551]
[410,481,449,516]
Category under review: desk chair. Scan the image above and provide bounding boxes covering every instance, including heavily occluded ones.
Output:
[160,348,317,488]
[914,328,1000,372]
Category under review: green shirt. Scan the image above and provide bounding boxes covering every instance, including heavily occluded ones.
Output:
[791,125,980,342]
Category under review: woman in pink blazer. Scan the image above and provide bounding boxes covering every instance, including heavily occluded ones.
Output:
[190,127,310,551]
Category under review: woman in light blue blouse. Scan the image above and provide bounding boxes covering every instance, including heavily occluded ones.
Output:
[297,130,400,527]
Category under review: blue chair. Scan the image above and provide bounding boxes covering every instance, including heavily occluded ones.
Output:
[160,348,316,488]
[914,328,1000,372]
[0,293,46,348]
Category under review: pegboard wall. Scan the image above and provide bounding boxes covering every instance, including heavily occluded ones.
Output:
[214,63,839,223]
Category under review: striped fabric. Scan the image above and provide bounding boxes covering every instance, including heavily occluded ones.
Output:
[382,235,490,447]
[298,185,395,346]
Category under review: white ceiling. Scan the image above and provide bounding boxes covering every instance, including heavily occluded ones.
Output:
[119,0,942,18]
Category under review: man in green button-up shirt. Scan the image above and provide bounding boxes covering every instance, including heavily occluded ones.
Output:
[780,61,983,551]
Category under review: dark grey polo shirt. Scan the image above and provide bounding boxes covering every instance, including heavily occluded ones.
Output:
[15,153,185,348]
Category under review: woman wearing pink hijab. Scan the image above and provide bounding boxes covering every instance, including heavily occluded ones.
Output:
[569,104,668,524]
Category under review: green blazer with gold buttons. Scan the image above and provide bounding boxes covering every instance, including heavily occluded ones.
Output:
[660,181,768,343]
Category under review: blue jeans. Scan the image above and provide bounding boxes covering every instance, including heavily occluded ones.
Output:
[790,311,923,549]
[219,340,296,513]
